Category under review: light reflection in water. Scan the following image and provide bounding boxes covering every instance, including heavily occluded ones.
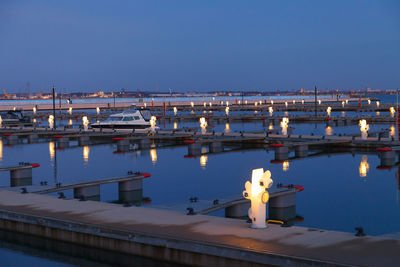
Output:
[269,123,274,130]
[83,146,89,163]
[0,139,2,161]
[359,155,369,178]
[69,119,73,125]
[173,122,178,129]
[200,155,208,169]
[150,148,157,165]
[325,126,333,136]
[225,123,230,133]
[390,125,395,137]
[282,161,289,172]
[341,111,345,117]
[49,141,55,160]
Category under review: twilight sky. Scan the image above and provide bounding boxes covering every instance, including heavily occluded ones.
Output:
[0,0,399,93]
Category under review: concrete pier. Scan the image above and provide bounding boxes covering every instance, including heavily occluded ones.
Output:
[295,144,309,158]
[139,138,151,150]
[0,190,399,266]
[73,185,100,201]
[209,141,223,153]
[28,134,38,143]
[377,148,395,167]
[186,141,201,156]
[10,167,32,187]
[115,138,130,152]
[78,136,90,146]
[55,136,69,148]
[271,144,289,160]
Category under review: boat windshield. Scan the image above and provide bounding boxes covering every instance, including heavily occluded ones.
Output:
[105,116,123,122]
[140,110,151,121]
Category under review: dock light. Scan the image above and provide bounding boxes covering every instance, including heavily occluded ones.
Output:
[326,106,332,117]
[238,100,241,105]
[49,141,55,160]
[209,102,212,107]
[96,107,100,115]
[144,103,147,108]
[48,115,54,129]
[199,117,207,134]
[390,125,395,137]
[83,146,89,163]
[345,99,349,104]
[325,126,333,136]
[390,107,395,117]
[33,107,36,114]
[269,106,273,116]
[68,107,72,115]
[292,100,296,104]
[173,122,178,129]
[342,101,345,107]
[200,155,208,169]
[0,116,2,127]
[318,100,321,105]
[271,100,274,105]
[150,148,157,165]
[283,161,289,172]
[368,99,371,105]
[243,168,273,229]
[376,101,380,108]
[359,155,369,178]
[150,116,157,128]
[280,117,289,136]
[302,99,304,105]
[225,122,230,133]
[285,102,288,108]
[225,106,229,116]
[13,107,16,111]
[0,139,2,160]
[226,101,229,106]
[259,100,262,105]
[191,102,194,108]
[254,102,258,107]
[173,107,177,115]
[203,102,206,107]
[220,101,224,105]
[82,116,89,131]
[245,100,248,105]
[359,119,369,140]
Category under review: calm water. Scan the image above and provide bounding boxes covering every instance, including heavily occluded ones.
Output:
[1,103,400,265]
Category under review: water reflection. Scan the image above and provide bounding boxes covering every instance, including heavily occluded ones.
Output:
[0,139,3,161]
[69,119,73,125]
[173,122,178,129]
[83,146,89,163]
[283,160,289,172]
[359,155,369,178]
[224,123,230,133]
[325,126,333,136]
[200,155,208,169]
[390,125,396,137]
[49,141,55,160]
[269,123,274,130]
[150,148,157,165]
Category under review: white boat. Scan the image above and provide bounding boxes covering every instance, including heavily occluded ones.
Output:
[0,110,31,124]
[91,105,154,129]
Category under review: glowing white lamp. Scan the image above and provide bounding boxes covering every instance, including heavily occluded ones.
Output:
[342,101,345,107]
[376,101,380,108]
[150,116,157,128]
[203,102,206,107]
[96,107,100,115]
[68,107,72,115]
[318,100,322,105]
[245,100,248,105]
[301,99,304,105]
[271,100,274,105]
[280,117,289,136]
[226,101,229,106]
[82,116,89,131]
[368,99,371,105]
[259,100,262,105]
[209,102,212,107]
[199,117,207,134]
[269,107,273,116]
[243,168,273,229]
[359,119,369,140]
[292,100,296,104]
[191,102,194,108]
[48,115,54,129]
[173,107,177,115]
[33,107,37,114]
[326,106,332,117]
[255,102,258,107]
[345,99,349,104]
[225,106,229,116]
[144,103,147,108]
[238,100,241,105]
[285,102,288,107]
[390,107,395,117]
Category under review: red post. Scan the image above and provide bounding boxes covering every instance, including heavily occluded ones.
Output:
[163,102,166,116]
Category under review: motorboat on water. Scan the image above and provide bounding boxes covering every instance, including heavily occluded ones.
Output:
[91,105,155,129]
[0,110,31,124]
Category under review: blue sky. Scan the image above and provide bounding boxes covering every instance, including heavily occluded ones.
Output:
[0,0,399,93]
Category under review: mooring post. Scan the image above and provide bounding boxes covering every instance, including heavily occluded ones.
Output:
[73,185,100,201]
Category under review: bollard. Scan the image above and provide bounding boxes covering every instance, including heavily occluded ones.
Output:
[118,180,143,203]
[209,142,223,153]
[73,185,100,201]
[295,145,308,158]
[10,167,32,187]
[113,138,129,152]
[54,136,69,148]
[78,136,90,146]
[28,134,38,144]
